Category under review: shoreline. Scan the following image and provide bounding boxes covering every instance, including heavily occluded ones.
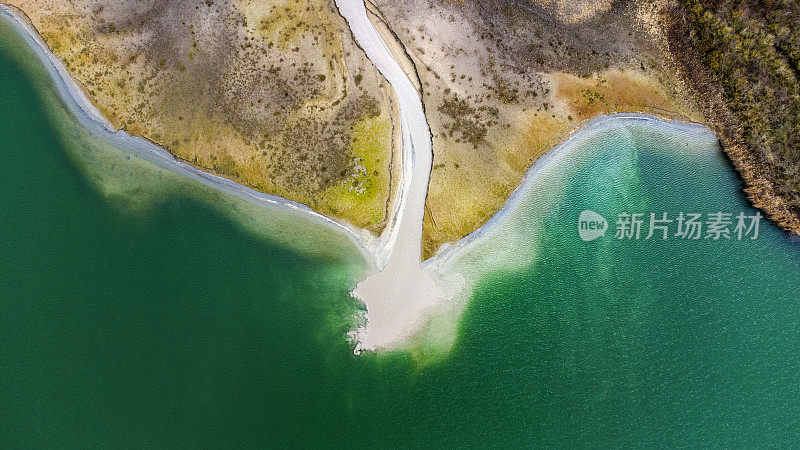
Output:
[352,112,717,353]
[429,112,716,268]
[1,2,720,354]
[0,5,114,132]
[0,4,380,269]
[658,1,800,251]
[0,2,714,269]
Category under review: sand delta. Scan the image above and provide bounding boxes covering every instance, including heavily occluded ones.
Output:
[2,0,713,354]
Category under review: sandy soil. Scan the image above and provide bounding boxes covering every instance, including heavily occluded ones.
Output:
[370,0,703,258]
[6,0,401,234]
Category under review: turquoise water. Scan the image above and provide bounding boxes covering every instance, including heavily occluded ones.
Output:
[3,17,800,446]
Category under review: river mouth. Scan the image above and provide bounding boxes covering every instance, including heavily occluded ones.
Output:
[3,0,786,354]
[5,3,800,444]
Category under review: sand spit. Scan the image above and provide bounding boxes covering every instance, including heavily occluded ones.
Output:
[335,0,467,351]
[1,0,454,352]
[352,112,713,353]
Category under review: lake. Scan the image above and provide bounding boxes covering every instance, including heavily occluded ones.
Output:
[2,16,800,446]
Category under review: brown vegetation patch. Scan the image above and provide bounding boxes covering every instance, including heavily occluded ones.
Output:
[10,0,398,231]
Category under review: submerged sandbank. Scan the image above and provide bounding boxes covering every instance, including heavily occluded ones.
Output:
[352,114,717,353]
[433,113,717,266]
[338,0,719,354]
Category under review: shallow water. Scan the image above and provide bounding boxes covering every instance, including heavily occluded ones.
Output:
[2,17,800,446]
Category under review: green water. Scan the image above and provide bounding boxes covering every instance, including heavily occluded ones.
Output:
[3,17,800,446]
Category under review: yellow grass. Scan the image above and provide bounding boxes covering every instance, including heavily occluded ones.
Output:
[11,0,397,233]
[421,68,700,259]
[318,113,393,230]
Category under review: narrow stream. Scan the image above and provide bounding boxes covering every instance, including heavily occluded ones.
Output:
[334,0,433,267]
[335,0,450,351]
